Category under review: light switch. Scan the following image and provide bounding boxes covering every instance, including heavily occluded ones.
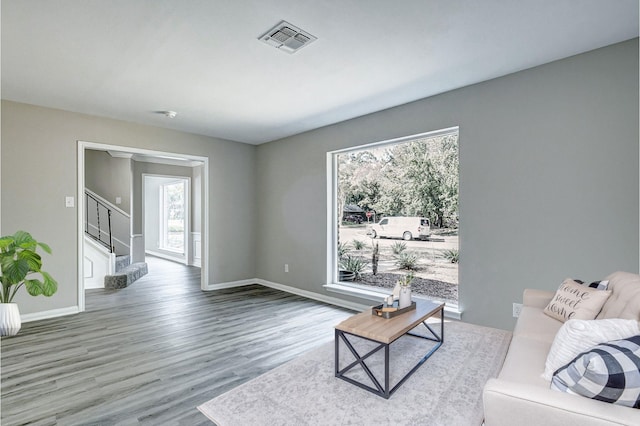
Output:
[115,197,122,205]
[65,196,75,208]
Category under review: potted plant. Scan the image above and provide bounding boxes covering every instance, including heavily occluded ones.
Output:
[397,272,414,308]
[0,230,58,336]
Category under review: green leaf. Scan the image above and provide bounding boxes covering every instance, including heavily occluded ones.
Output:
[14,230,35,247]
[25,279,44,296]
[37,242,52,254]
[41,271,58,296]
[17,250,42,271]
[1,256,29,284]
[0,236,15,251]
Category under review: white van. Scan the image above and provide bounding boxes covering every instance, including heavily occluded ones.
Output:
[368,216,431,241]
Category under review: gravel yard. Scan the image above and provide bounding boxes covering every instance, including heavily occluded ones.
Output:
[339,224,459,304]
[358,273,458,304]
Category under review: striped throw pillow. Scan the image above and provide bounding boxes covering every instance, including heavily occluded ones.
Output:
[574,279,609,291]
[551,335,640,408]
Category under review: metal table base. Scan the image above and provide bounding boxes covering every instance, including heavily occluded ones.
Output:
[334,315,443,399]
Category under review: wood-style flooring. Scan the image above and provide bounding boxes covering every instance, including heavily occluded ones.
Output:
[0,257,353,425]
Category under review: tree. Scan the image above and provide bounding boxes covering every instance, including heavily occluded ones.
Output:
[337,132,458,228]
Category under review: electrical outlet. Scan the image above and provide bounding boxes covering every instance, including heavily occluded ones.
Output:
[513,303,523,318]
[284,264,289,273]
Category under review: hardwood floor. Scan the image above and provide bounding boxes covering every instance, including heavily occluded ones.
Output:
[0,257,354,425]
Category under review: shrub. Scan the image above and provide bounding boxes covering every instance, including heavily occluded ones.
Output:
[352,239,365,250]
[395,251,420,271]
[443,248,459,263]
[337,242,350,259]
[391,241,407,255]
[339,255,369,280]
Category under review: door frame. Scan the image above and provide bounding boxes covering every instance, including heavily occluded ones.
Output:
[142,174,191,266]
[77,141,209,312]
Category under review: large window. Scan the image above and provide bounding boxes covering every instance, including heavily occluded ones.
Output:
[331,128,459,305]
[159,180,186,252]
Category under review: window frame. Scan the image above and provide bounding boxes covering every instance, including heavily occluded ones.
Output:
[324,126,461,316]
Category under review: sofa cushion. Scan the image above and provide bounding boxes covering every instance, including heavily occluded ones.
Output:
[543,279,611,322]
[514,305,562,342]
[498,334,553,388]
[542,318,640,381]
[598,271,640,320]
[551,335,640,408]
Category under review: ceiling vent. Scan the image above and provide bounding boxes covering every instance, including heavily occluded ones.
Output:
[259,21,317,54]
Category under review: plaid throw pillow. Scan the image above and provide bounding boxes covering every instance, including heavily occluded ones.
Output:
[574,279,609,290]
[551,335,640,408]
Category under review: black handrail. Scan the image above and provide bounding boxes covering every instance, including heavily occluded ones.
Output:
[85,191,114,253]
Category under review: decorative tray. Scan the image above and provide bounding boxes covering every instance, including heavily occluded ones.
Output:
[372,301,416,319]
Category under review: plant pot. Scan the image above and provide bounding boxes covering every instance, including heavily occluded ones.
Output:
[0,303,21,336]
[339,270,356,282]
[399,286,412,309]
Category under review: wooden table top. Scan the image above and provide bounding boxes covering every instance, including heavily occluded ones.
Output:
[335,299,445,344]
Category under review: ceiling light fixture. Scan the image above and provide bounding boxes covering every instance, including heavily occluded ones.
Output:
[163,111,177,118]
[259,21,317,54]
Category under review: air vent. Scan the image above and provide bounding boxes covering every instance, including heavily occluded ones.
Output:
[259,21,317,54]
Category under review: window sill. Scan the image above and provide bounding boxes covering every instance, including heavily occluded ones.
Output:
[323,282,462,320]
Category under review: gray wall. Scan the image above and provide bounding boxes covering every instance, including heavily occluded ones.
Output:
[85,149,132,213]
[255,39,639,329]
[1,100,257,315]
[1,39,637,328]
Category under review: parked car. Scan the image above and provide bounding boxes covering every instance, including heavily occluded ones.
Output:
[367,216,430,240]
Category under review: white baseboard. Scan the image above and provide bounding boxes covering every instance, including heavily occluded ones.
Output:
[204,278,367,312]
[21,306,80,323]
[145,250,185,264]
[205,279,257,290]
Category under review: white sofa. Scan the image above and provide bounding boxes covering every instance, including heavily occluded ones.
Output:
[483,271,640,426]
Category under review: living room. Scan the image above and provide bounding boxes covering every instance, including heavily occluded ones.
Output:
[1,1,638,424]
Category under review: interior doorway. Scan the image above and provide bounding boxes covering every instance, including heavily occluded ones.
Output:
[77,141,209,312]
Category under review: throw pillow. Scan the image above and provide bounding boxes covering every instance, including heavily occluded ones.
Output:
[543,279,612,322]
[551,335,640,408]
[542,318,640,381]
[574,279,610,291]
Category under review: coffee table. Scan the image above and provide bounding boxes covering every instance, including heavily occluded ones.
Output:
[334,299,445,399]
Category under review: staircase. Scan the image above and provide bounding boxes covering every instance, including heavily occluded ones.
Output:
[104,255,148,289]
[85,189,149,289]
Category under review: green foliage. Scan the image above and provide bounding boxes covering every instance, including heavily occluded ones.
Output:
[395,251,420,271]
[339,255,369,280]
[0,231,57,303]
[442,248,459,264]
[337,242,350,259]
[391,241,407,255]
[398,271,414,287]
[337,132,459,228]
[352,239,365,250]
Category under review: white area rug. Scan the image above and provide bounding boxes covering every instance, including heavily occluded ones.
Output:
[198,320,511,426]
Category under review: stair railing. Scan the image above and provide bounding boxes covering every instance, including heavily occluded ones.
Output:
[85,191,114,253]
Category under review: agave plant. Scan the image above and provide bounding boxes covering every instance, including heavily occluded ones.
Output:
[339,255,369,280]
[395,251,420,271]
[0,230,58,303]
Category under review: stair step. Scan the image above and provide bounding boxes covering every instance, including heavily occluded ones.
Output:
[104,262,148,289]
[115,255,131,272]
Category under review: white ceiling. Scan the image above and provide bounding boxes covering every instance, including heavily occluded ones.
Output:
[2,0,638,145]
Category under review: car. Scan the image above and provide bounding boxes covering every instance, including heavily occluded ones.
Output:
[367,216,430,240]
